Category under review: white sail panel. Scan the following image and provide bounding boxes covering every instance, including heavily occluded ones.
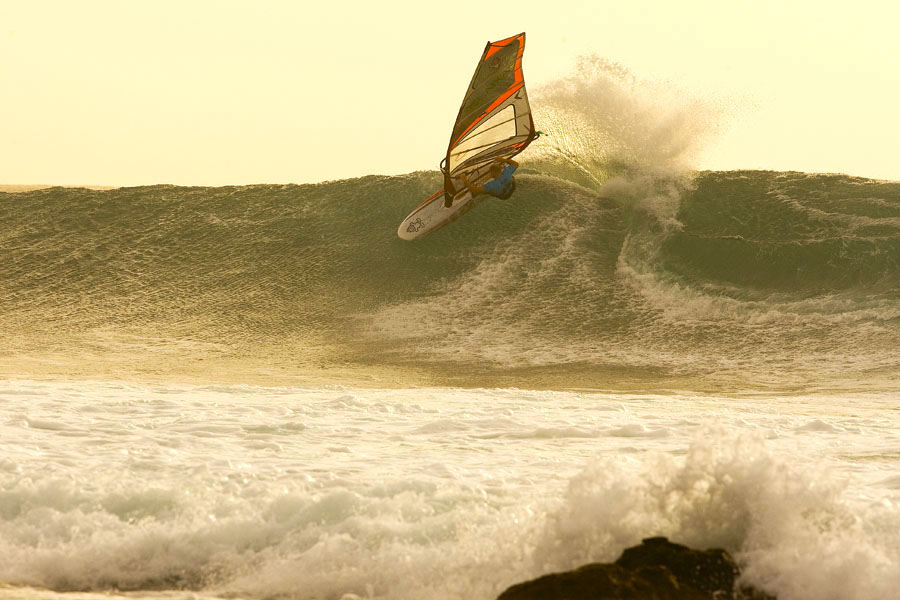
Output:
[447,105,517,172]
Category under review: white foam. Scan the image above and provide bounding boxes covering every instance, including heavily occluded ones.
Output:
[0,382,898,600]
[531,430,900,600]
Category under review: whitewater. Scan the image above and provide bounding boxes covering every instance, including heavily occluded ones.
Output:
[2,59,900,599]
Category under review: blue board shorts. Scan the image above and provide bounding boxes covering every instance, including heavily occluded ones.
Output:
[482,164,517,198]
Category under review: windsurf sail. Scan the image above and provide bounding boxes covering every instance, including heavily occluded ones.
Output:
[442,33,537,199]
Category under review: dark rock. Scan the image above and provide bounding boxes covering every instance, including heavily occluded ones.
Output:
[497,562,705,600]
[616,536,738,596]
[497,537,777,600]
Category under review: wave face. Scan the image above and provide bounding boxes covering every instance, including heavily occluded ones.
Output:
[4,61,900,391]
[4,168,900,391]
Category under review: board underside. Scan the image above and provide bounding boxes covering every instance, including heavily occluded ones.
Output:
[397,188,479,240]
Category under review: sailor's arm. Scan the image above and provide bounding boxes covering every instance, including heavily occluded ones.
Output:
[497,157,519,168]
[460,174,484,195]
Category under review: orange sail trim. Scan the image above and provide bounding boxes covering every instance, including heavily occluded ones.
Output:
[484,32,524,59]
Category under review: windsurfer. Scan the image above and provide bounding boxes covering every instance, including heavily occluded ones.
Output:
[445,157,519,207]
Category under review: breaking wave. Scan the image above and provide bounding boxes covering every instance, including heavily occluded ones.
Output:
[3,60,899,391]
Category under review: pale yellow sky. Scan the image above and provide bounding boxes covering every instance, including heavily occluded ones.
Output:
[2,0,899,185]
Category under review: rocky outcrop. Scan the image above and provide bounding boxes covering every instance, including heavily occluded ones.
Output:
[497,537,776,600]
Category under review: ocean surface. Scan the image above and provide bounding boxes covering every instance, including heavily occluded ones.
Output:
[3,62,900,599]
[5,168,900,393]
